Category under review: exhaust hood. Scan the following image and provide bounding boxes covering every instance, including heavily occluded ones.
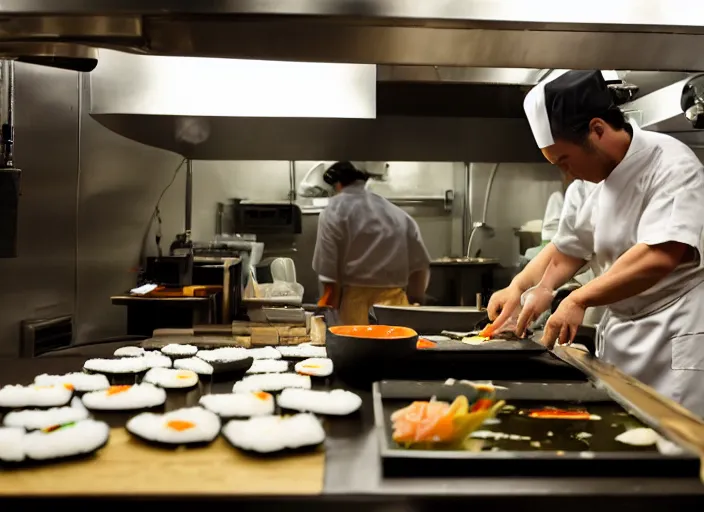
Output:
[2,0,704,71]
[88,50,543,161]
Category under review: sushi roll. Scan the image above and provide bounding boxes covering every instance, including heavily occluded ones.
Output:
[199,392,274,418]
[0,427,25,463]
[196,347,250,364]
[4,403,89,430]
[195,348,253,381]
[34,372,110,392]
[142,352,173,369]
[245,347,283,360]
[276,343,327,359]
[222,414,325,454]
[143,368,199,389]
[126,407,220,447]
[294,358,333,378]
[83,357,149,375]
[246,359,289,375]
[277,389,362,416]
[161,344,198,358]
[81,383,166,411]
[173,357,214,375]
[23,419,110,461]
[0,384,73,409]
[232,373,311,393]
[113,346,145,357]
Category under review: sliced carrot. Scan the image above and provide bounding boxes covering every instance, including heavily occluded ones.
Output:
[166,420,195,431]
[416,338,437,349]
[107,385,131,396]
[478,323,495,338]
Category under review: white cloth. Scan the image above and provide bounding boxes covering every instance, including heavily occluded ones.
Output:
[554,128,704,416]
[312,182,431,288]
[541,191,564,241]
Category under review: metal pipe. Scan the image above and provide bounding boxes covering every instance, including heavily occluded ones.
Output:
[185,158,193,242]
[1,61,14,168]
[462,162,471,254]
[288,160,296,201]
[466,163,499,257]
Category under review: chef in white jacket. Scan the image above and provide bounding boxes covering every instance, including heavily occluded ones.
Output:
[515,70,704,416]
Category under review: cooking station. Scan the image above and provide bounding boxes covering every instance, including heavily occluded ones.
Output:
[0,339,702,508]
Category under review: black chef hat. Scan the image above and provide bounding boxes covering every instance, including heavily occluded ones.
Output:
[323,161,369,186]
[524,70,616,148]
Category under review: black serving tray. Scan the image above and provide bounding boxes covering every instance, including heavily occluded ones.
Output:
[373,380,700,478]
[420,336,546,353]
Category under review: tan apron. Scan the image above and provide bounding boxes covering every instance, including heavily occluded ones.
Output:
[338,286,409,325]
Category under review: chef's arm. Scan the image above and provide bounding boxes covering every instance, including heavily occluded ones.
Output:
[536,248,588,292]
[407,267,430,304]
[510,242,559,292]
[568,242,690,308]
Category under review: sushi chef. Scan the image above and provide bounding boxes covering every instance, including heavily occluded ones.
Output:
[509,70,704,415]
[313,161,432,325]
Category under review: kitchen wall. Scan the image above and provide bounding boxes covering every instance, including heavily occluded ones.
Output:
[0,63,80,356]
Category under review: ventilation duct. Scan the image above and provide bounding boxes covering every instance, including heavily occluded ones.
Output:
[1,1,704,71]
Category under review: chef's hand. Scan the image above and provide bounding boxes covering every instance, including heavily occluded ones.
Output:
[487,284,522,330]
[541,296,585,349]
[515,285,554,338]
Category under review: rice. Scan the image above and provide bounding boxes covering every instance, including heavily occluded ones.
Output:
[276,343,327,359]
[196,347,250,363]
[142,352,172,369]
[24,419,109,460]
[294,358,333,377]
[126,407,220,445]
[232,373,311,393]
[277,388,362,415]
[34,372,110,392]
[161,344,198,357]
[222,414,325,453]
[0,427,25,462]
[246,359,289,374]
[84,357,148,374]
[114,346,145,357]
[0,384,73,408]
[81,383,166,410]
[173,357,214,375]
[143,368,199,389]
[4,405,89,430]
[245,347,282,360]
[199,392,275,417]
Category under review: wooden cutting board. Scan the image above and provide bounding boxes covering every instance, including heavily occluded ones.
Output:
[0,428,324,495]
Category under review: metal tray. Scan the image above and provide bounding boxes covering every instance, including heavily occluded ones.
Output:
[373,380,699,478]
[420,336,546,353]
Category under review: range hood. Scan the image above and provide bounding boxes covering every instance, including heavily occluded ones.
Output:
[88,50,543,161]
[3,0,704,71]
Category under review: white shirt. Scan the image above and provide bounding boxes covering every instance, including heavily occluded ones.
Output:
[553,128,704,318]
[541,191,564,242]
[312,182,431,287]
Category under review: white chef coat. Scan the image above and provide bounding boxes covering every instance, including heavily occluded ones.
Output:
[553,179,604,327]
[312,182,431,288]
[541,191,564,242]
[553,127,704,416]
